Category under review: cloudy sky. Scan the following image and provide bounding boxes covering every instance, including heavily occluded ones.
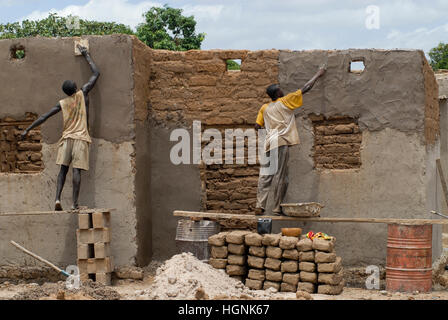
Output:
[1,0,447,53]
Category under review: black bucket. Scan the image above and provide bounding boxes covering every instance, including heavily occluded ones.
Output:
[257,218,272,234]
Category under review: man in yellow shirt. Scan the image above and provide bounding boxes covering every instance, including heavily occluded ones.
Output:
[255,65,326,215]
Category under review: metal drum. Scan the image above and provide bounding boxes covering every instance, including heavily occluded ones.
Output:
[386,224,432,292]
[175,219,220,261]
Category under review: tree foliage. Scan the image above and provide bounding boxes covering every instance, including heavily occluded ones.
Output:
[0,13,133,39]
[429,42,448,71]
[136,5,205,51]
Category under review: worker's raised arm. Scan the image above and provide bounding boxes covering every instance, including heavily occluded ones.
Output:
[78,45,100,95]
[301,64,326,95]
[20,104,62,140]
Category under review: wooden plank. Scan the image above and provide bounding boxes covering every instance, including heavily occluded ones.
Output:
[436,158,448,210]
[173,210,448,225]
[0,208,115,217]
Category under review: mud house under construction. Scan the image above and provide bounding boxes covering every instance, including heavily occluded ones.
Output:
[0,34,443,270]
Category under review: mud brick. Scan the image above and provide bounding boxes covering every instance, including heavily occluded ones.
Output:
[318,257,342,273]
[282,249,299,260]
[245,278,263,290]
[312,238,335,252]
[231,275,244,282]
[245,233,263,246]
[228,254,246,266]
[297,238,313,252]
[300,271,318,284]
[208,232,229,246]
[92,212,111,229]
[95,257,114,273]
[264,258,282,271]
[279,236,298,249]
[94,243,111,259]
[281,261,298,273]
[96,273,112,285]
[262,233,281,246]
[79,273,89,282]
[299,251,315,262]
[266,246,282,259]
[77,244,90,260]
[226,265,246,276]
[77,229,93,244]
[77,259,96,274]
[299,262,316,273]
[93,228,111,243]
[297,282,316,294]
[247,256,265,269]
[282,273,300,286]
[248,269,265,281]
[317,281,344,295]
[211,246,228,259]
[226,230,251,244]
[315,251,337,263]
[78,214,91,230]
[249,246,265,257]
[265,270,282,282]
[228,243,246,255]
[263,281,280,291]
[280,282,297,293]
[318,270,344,285]
[209,258,227,269]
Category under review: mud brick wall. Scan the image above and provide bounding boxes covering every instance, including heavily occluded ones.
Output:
[0,113,43,173]
[311,115,362,169]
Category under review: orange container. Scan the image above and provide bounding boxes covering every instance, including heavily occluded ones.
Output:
[386,224,432,292]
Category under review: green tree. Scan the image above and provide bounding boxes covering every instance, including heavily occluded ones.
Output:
[136,5,205,51]
[429,42,448,71]
[0,13,134,39]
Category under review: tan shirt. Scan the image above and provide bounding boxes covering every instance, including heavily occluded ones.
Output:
[256,90,303,152]
[59,90,91,143]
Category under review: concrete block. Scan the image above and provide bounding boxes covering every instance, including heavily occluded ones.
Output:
[77,229,93,244]
[282,249,299,260]
[78,214,91,230]
[95,257,114,273]
[280,282,297,292]
[263,281,280,291]
[279,236,298,249]
[92,212,111,229]
[262,233,281,246]
[297,282,316,294]
[315,251,337,263]
[318,257,342,273]
[226,230,251,244]
[245,233,263,246]
[298,251,315,262]
[93,228,111,243]
[245,278,263,290]
[248,269,265,281]
[228,254,246,266]
[282,273,300,286]
[266,246,282,259]
[297,238,313,251]
[94,242,111,259]
[228,243,246,255]
[281,261,298,273]
[209,258,227,269]
[247,256,265,269]
[317,281,344,295]
[211,246,228,259]
[264,258,281,271]
[96,273,111,285]
[318,270,344,285]
[226,265,246,276]
[249,246,265,257]
[300,271,318,284]
[299,262,316,273]
[77,244,90,260]
[265,269,282,282]
[208,232,229,246]
[312,238,335,252]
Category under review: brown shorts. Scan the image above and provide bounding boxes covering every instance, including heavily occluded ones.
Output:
[56,138,90,170]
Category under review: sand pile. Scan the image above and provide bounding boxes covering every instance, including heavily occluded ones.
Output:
[13,279,120,300]
[141,252,301,300]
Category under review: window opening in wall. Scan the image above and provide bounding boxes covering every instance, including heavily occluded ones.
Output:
[349,60,365,74]
[226,59,241,72]
[10,45,25,60]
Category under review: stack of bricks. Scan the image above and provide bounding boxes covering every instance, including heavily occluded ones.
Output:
[208,231,344,295]
[77,211,114,285]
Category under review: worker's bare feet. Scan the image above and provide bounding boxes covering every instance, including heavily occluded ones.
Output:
[254,208,265,216]
[55,201,63,211]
